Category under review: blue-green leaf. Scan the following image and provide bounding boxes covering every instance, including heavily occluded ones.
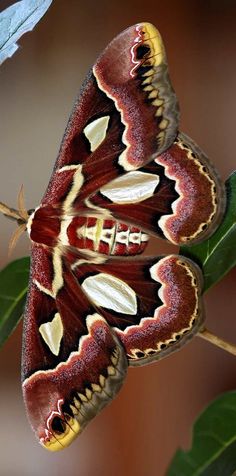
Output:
[167,391,236,476]
[0,0,53,65]
[0,257,30,347]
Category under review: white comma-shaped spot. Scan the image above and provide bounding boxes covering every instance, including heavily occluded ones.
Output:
[39,312,64,356]
[83,116,110,152]
[81,273,137,315]
[100,171,159,204]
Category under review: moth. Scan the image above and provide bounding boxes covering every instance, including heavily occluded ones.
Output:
[1,22,225,451]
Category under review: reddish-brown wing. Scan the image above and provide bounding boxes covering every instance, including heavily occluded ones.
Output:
[88,132,226,245]
[22,244,127,451]
[41,22,179,207]
[69,252,204,366]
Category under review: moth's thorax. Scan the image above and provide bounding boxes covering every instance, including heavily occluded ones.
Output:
[27,205,61,247]
[27,206,149,256]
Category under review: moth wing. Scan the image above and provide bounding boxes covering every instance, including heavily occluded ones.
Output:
[88,132,226,245]
[41,22,179,208]
[22,245,127,451]
[70,252,204,366]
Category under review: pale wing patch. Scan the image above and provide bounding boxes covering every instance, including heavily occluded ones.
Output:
[39,313,63,356]
[52,248,64,296]
[83,116,110,152]
[62,165,84,212]
[100,171,159,204]
[81,273,137,315]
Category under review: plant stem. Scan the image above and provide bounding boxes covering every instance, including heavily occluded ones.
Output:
[198,328,236,356]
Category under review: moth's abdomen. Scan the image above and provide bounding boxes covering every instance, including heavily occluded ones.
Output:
[28,208,149,256]
[67,216,149,256]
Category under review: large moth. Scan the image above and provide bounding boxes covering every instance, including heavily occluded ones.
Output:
[1,22,226,451]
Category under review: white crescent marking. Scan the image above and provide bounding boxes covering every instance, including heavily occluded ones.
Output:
[82,273,137,315]
[100,171,159,203]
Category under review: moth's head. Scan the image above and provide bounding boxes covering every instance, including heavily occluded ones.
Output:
[23,376,81,451]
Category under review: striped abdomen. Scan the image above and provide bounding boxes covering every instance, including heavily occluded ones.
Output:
[67,217,149,256]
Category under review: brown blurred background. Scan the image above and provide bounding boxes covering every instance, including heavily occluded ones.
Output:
[0,1,236,475]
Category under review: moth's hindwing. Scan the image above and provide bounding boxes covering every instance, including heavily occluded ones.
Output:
[71,253,204,366]
[89,132,226,245]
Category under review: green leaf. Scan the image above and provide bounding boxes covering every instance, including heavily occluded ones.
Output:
[180,172,236,292]
[0,257,30,348]
[166,391,236,476]
[0,0,53,66]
